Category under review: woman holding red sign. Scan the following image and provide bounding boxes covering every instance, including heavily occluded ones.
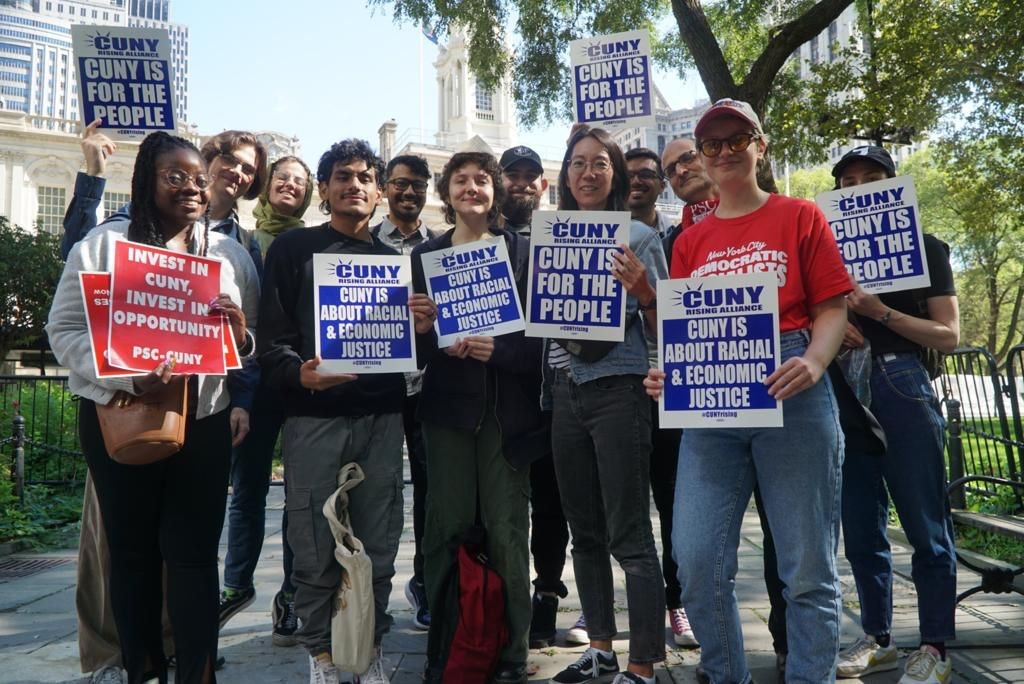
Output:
[47,131,259,684]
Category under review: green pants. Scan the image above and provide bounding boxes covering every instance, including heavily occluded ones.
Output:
[423,413,531,665]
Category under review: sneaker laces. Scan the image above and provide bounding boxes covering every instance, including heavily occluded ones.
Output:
[280,599,298,631]
[565,647,605,674]
[358,648,389,684]
[904,649,939,679]
[842,635,878,661]
[310,655,340,684]
[670,608,691,633]
[91,666,127,684]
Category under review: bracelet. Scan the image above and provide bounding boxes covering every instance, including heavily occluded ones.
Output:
[878,310,892,326]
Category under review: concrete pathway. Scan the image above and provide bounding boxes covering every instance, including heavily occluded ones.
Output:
[1,486,1021,683]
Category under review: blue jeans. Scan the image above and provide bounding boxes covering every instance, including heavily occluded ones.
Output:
[551,372,665,666]
[841,352,956,642]
[674,331,843,684]
[224,384,294,594]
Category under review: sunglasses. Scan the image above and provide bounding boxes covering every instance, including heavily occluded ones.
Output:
[698,133,762,158]
[387,178,429,194]
[160,169,211,190]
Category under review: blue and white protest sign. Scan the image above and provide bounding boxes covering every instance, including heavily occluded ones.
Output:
[525,211,630,342]
[816,176,929,294]
[570,30,655,129]
[658,272,782,429]
[312,254,416,374]
[421,236,524,347]
[71,26,176,139]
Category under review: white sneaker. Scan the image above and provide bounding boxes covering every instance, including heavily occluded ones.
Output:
[355,646,390,684]
[669,608,699,647]
[836,634,899,678]
[565,613,588,645]
[90,666,127,684]
[899,646,952,683]
[309,652,340,684]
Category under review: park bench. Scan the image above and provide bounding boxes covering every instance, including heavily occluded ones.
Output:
[943,397,1024,604]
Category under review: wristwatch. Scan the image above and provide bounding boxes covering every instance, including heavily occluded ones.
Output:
[878,310,892,326]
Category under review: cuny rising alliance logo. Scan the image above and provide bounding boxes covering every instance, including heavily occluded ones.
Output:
[86,31,160,57]
[329,258,401,283]
[542,215,620,244]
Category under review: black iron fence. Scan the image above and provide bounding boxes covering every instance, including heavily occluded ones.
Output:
[938,347,1024,507]
[5,347,1024,506]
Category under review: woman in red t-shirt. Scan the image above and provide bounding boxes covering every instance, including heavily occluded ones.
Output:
[646,99,850,683]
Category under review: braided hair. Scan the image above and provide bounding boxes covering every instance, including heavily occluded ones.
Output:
[127,131,210,256]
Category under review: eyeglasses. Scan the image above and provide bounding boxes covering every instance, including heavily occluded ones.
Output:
[159,169,211,190]
[272,171,308,189]
[698,133,762,158]
[568,158,612,174]
[626,169,662,183]
[217,152,258,179]
[387,178,429,194]
[663,150,699,178]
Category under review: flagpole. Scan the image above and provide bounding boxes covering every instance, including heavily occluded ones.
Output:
[419,29,424,143]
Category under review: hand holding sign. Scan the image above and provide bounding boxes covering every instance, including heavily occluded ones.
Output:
[845,281,888,321]
[463,336,495,363]
[409,293,437,335]
[299,356,357,391]
[644,368,665,399]
[131,357,177,395]
[208,293,246,348]
[81,120,116,176]
[610,244,654,304]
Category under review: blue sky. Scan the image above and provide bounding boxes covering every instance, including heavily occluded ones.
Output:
[170,1,706,165]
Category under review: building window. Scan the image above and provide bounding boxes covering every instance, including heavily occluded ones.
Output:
[475,83,493,120]
[103,192,131,218]
[548,186,559,206]
[828,21,838,62]
[36,186,67,234]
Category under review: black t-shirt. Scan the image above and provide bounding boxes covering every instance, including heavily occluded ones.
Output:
[257,223,406,417]
[857,234,956,356]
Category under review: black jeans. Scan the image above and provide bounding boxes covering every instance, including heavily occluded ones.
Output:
[649,400,682,609]
[81,399,231,684]
[403,393,428,580]
[529,447,569,597]
[755,484,788,655]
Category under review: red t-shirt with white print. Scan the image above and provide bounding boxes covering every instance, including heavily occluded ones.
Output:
[671,193,851,332]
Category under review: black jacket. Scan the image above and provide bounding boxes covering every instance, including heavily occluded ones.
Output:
[411,227,547,469]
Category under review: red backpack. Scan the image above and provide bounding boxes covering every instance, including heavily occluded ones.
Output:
[428,527,508,683]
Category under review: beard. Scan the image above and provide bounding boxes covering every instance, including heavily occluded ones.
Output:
[390,201,423,223]
[503,194,541,225]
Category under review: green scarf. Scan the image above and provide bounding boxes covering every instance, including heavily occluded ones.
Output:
[252,181,314,254]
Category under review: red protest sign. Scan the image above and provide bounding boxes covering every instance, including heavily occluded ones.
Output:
[79,271,136,378]
[107,239,227,375]
[222,319,241,370]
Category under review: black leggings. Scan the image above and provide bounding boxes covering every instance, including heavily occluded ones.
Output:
[80,398,231,684]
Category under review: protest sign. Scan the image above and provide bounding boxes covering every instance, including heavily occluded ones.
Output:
[658,272,782,429]
[107,239,226,375]
[816,176,930,294]
[71,25,176,139]
[525,211,630,342]
[79,272,134,378]
[313,254,416,374]
[569,30,655,128]
[222,321,241,370]
[421,236,524,347]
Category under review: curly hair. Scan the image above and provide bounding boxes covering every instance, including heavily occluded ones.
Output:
[127,131,210,256]
[557,125,628,211]
[200,130,269,200]
[437,152,506,226]
[316,139,385,215]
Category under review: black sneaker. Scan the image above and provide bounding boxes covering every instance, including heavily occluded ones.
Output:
[529,592,558,648]
[405,576,430,630]
[218,586,256,629]
[271,589,299,647]
[552,647,620,683]
[492,662,528,683]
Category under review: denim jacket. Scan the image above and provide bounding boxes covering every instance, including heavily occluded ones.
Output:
[541,219,668,407]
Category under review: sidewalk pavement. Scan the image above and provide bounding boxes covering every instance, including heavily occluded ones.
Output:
[1,485,1021,683]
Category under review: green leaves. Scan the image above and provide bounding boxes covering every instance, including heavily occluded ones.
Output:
[0,217,63,366]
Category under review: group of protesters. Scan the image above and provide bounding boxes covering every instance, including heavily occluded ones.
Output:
[47,97,959,684]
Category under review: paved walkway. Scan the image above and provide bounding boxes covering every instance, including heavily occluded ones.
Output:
[1,486,1021,683]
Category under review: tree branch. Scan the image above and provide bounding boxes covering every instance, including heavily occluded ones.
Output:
[741,0,856,112]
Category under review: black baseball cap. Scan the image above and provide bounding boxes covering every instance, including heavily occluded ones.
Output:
[832,145,896,180]
[499,146,543,172]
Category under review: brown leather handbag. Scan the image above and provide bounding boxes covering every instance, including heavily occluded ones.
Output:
[95,376,188,465]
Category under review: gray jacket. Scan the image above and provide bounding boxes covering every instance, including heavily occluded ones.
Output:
[46,220,259,419]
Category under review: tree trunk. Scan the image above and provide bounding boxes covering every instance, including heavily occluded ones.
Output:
[671,0,856,189]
